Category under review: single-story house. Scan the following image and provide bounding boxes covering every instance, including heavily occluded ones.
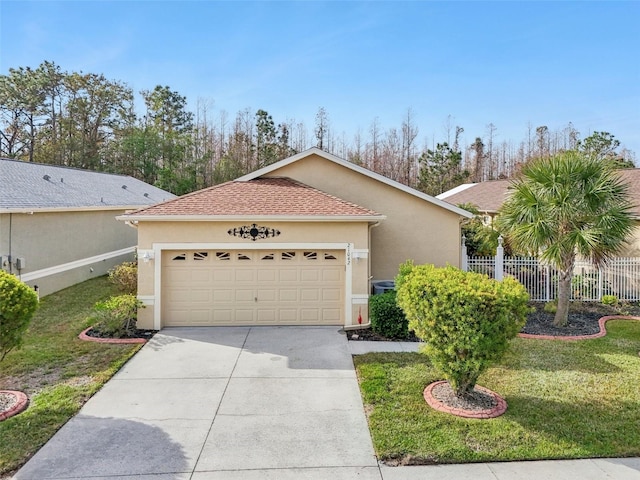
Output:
[438,168,640,256]
[0,158,175,296]
[120,148,473,330]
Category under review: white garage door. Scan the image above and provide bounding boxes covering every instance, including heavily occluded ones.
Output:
[162,249,345,326]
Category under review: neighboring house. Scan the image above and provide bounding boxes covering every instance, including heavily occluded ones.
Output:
[0,159,175,296]
[438,169,640,256]
[120,148,473,330]
[436,179,509,225]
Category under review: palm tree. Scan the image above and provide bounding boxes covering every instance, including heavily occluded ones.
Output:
[499,151,635,326]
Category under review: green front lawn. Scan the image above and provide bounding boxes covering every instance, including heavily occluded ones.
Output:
[355,320,640,464]
[0,277,142,477]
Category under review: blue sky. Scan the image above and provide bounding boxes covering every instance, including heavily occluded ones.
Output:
[1,1,639,155]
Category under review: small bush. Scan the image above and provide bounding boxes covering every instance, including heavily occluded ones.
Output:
[0,271,39,361]
[108,262,138,294]
[91,294,143,338]
[544,301,558,314]
[396,262,529,397]
[369,290,409,339]
[601,295,618,306]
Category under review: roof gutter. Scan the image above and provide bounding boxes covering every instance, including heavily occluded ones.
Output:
[116,214,387,223]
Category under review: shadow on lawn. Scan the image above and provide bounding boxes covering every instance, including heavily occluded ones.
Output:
[505,395,640,457]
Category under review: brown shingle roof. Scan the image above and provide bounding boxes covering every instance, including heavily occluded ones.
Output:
[439,180,511,213]
[124,177,382,218]
[440,169,640,217]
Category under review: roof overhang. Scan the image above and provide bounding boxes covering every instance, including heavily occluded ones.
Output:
[117,214,387,223]
[236,147,474,219]
[1,205,151,214]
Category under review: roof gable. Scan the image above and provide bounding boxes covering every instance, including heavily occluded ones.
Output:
[237,148,473,219]
[122,177,384,220]
[0,158,175,211]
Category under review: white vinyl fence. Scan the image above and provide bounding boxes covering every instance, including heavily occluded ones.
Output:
[462,238,640,302]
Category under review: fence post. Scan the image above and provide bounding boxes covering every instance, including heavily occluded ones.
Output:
[545,265,550,302]
[461,235,468,272]
[495,236,504,281]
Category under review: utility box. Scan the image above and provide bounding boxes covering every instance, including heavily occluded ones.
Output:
[0,256,8,270]
[15,257,26,270]
[372,280,395,295]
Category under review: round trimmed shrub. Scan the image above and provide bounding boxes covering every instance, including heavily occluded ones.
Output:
[396,262,529,397]
[369,290,409,339]
[0,271,39,361]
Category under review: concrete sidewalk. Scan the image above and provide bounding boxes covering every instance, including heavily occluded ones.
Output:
[13,330,640,479]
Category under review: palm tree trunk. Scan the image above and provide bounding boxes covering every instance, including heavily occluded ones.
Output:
[554,255,575,327]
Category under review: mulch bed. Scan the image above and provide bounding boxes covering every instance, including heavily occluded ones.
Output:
[348,301,640,341]
[83,327,156,341]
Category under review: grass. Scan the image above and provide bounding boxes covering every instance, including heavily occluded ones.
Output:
[354,320,640,465]
[0,276,142,477]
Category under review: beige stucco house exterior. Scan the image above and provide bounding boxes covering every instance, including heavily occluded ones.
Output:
[0,159,175,296]
[121,148,472,330]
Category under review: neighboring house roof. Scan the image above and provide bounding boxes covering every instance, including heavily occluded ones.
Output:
[437,179,511,214]
[0,158,175,212]
[438,168,640,218]
[237,147,473,219]
[121,177,385,222]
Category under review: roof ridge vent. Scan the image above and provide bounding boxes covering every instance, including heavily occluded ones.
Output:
[143,193,149,197]
[43,174,50,181]
[122,185,127,189]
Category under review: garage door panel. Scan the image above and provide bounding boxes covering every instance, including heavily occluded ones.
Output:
[212,309,233,323]
[278,289,298,302]
[300,269,320,282]
[257,289,277,302]
[257,309,276,323]
[257,269,277,282]
[300,309,320,323]
[300,289,319,301]
[235,309,255,323]
[235,269,256,282]
[212,269,234,282]
[235,289,255,302]
[191,289,211,303]
[322,269,342,282]
[191,270,211,283]
[322,309,341,322]
[322,288,341,302]
[163,249,344,326]
[278,269,299,282]
[213,289,234,302]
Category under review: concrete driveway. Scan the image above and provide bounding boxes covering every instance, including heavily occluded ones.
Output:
[15,326,380,479]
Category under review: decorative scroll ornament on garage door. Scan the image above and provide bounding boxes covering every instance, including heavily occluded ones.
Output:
[228,224,281,241]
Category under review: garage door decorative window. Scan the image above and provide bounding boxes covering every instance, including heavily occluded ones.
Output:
[227,223,281,241]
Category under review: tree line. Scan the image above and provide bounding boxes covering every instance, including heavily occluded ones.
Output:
[1,61,635,195]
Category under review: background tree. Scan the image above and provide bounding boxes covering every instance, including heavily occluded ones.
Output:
[314,106,329,150]
[417,141,468,196]
[579,131,635,168]
[255,109,277,168]
[499,151,635,326]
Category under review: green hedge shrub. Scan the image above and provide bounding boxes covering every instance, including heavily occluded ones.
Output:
[0,271,39,361]
[369,290,409,339]
[91,294,143,338]
[396,262,529,397]
[108,261,138,294]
